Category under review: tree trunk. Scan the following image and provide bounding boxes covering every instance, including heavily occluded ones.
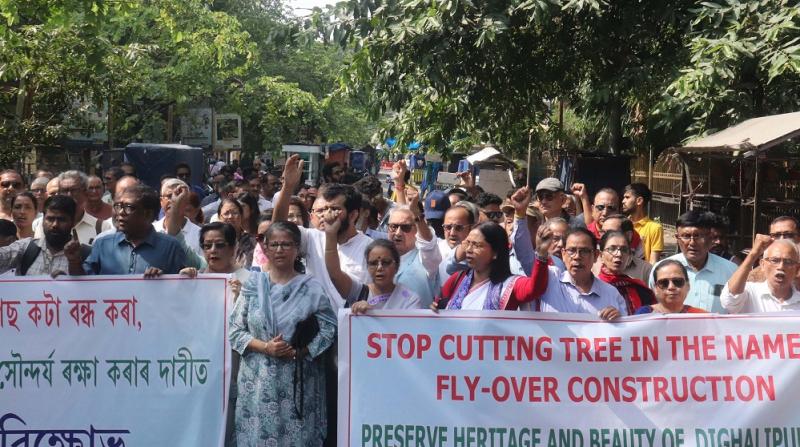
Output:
[607,97,623,155]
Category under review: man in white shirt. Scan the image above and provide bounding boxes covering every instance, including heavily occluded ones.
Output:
[152,178,203,257]
[34,170,112,244]
[273,157,372,310]
[437,202,477,283]
[721,235,800,313]
[247,173,272,211]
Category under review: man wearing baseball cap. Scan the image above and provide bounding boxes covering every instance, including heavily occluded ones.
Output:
[424,190,450,238]
[534,177,585,229]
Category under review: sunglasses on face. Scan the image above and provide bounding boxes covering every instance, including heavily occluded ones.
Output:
[594,204,617,212]
[536,191,556,201]
[1,181,22,189]
[484,211,503,220]
[655,278,687,289]
[770,232,797,240]
[202,242,229,250]
[388,223,415,233]
[443,224,469,233]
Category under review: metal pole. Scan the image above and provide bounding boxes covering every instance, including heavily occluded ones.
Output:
[752,157,760,242]
[647,146,654,215]
[526,128,534,187]
[677,154,684,217]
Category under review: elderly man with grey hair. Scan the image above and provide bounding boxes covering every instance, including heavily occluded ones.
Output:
[152,178,203,257]
[30,176,50,215]
[34,170,112,244]
[721,234,800,313]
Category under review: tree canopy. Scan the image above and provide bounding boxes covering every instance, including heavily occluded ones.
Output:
[319,0,800,157]
[0,0,376,166]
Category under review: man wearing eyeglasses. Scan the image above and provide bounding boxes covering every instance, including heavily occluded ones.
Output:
[649,210,737,313]
[575,184,621,237]
[746,217,800,289]
[0,169,24,221]
[174,163,206,201]
[476,192,504,224]
[721,234,800,313]
[386,169,442,307]
[33,171,113,245]
[437,202,477,282]
[79,184,187,276]
[535,227,627,319]
[152,179,203,257]
[533,178,584,229]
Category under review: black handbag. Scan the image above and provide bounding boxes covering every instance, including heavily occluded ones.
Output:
[290,314,320,419]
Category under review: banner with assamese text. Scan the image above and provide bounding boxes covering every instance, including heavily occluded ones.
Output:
[0,275,231,446]
[339,310,800,447]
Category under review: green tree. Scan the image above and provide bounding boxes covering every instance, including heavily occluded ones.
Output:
[320,0,699,156]
[656,0,800,140]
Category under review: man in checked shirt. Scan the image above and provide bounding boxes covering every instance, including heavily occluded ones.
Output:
[0,195,88,276]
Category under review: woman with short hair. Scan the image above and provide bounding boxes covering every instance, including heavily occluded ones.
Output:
[635,260,706,314]
[324,213,422,312]
[596,231,655,314]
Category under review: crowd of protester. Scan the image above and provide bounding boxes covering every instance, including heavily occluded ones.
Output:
[0,154,798,446]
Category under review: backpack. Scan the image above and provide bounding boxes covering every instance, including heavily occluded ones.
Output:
[17,241,92,276]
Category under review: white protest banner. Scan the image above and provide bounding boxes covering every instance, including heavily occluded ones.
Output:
[339,310,800,447]
[0,275,230,446]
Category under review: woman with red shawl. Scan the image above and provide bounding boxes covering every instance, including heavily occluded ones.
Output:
[596,231,655,314]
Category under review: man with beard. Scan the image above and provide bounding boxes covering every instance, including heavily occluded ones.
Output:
[322,162,345,184]
[273,157,371,447]
[722,235,800,313]
[0,195,89,276]
[0,170,23,221]
[622,183,664,264]
[273,155,372,309]
[650,210,737,313]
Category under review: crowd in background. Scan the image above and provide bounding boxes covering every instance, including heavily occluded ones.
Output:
[1,155,798,446]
